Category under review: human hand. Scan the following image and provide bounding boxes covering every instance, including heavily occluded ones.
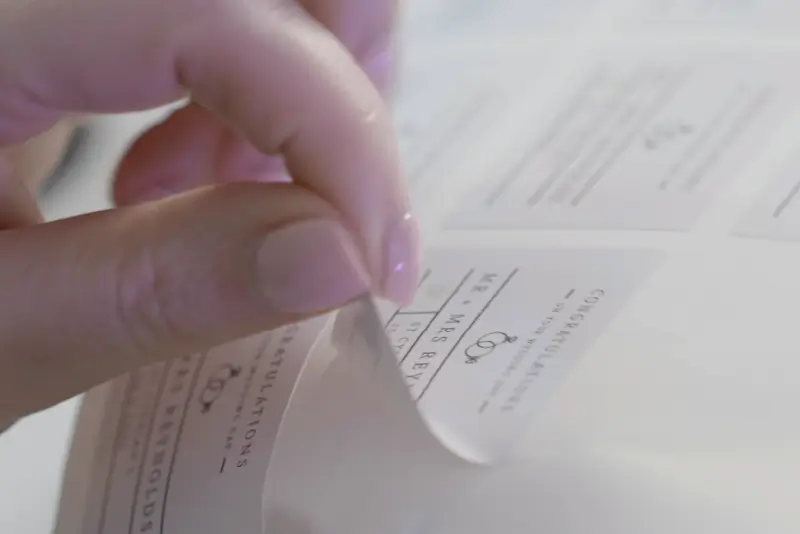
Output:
[0,0,417,425]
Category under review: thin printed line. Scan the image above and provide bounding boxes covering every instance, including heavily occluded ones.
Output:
[159,354,208,534]
[774,179,800,219]
[382,269,434,329]
[96,376,136,534]
[126,363,172,534]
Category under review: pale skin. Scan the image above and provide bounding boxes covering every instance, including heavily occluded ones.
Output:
[0,0,418,426]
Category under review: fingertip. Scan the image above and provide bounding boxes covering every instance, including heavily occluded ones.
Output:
[361,38,397,96]
[380,211,419,305]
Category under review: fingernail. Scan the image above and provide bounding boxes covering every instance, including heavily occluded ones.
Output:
[381,212,420,306]
[364,42,396,95]
[256,219,371,314]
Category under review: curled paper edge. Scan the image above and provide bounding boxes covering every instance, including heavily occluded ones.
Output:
[330,295,498,466]
[260,296,495,534]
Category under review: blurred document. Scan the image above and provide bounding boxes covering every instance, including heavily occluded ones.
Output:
[626,0,800,33]
[261,247,660,534]
[393,51,547,201]
[447,52,800,231]
[402,0,606,43]
[734,156,800,241]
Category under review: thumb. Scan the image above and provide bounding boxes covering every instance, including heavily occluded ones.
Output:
[0,182,369,420]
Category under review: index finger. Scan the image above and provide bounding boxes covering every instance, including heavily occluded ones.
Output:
[303,0,397,54]
[302,0,398,91]
[177,3,418,305]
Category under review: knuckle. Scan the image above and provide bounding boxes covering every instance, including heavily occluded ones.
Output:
[112,245,183,359]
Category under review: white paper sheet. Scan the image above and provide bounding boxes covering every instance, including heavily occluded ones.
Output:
[55,248,658,534]
[260,247,659,534]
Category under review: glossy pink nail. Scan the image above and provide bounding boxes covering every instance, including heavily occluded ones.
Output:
[381,212,420,306]
[363,42,396,96]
